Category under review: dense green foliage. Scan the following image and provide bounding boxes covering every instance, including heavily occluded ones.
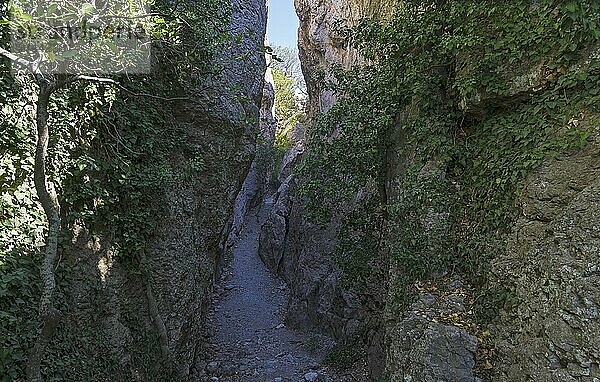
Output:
[272,68,300,150]
[263,52,306,181]
[273,69,300,127]
[271,46,306,99]
[299,0,600,321]
[0,0,230,379]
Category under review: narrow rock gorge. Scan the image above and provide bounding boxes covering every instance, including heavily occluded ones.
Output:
[1,0,599,382]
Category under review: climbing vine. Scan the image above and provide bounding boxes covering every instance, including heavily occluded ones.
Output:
[298,0,600,322]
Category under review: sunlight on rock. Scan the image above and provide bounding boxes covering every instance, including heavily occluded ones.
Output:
[97,253,113,284]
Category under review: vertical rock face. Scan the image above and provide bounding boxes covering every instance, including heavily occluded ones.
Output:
[384,278,479,382]
[295,0,396,114]
[262,0,366,339]
[228,44,276,245]
[490,135,600,382]
[383,59,600,382]
[56,1,268,380]
[262,1,600,381]
[253,46,278,203]
[295,0,356,114]
[384,141,479,382]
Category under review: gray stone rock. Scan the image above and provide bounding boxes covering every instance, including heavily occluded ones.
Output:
[56,0,269,380]
[385,278,479,382]
[206,361,219,374]
[278,147,303,183]
[388,319,478,382]
[490,133,600,382]
[220,364,238,376]
[255,3,397,382]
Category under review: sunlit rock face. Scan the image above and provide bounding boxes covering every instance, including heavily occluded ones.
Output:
[55,0,268,380]
[295,0,396,115]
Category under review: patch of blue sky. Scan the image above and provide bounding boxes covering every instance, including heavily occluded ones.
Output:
[267,0,299,49]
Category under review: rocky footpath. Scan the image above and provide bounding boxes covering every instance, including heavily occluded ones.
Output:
[195,31,368,381]
[198,147,367,382]
[200,194,333,382]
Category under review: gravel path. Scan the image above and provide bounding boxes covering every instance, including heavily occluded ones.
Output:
[194,163,368,382]
[199,204,333,382]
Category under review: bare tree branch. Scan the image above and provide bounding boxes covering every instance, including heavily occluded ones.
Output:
[0,47,36,71]
[61,75,194,102]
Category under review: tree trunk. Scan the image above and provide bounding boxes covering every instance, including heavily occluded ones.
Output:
[140,252,172,362]
[26,81,62,382]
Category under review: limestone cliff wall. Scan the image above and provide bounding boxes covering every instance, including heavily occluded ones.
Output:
[490,134,600,381]
[49,1,268,380]
[295,0,396,115]
[262,1,600,382]
[382,45,600,382]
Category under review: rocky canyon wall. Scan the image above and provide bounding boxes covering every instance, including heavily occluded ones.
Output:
[260,1,600,382]
[490,131,600,382]
[41,1,268,380]
[295,0,396,115]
